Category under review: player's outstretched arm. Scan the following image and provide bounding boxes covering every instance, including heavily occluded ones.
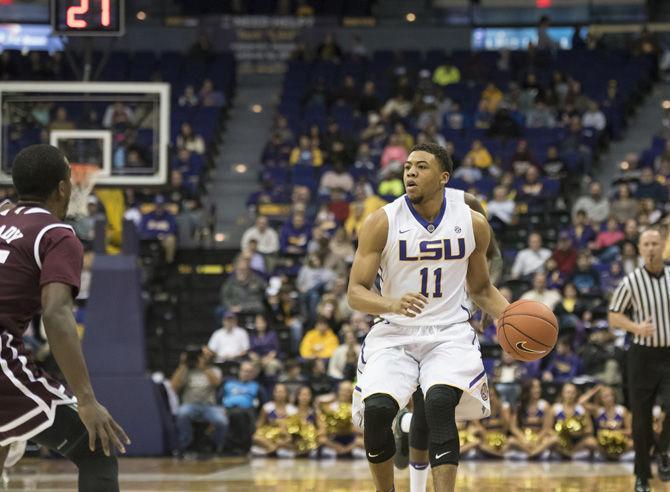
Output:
[42,282,130,456]
[466,211,509,322]
[347,209,427,317]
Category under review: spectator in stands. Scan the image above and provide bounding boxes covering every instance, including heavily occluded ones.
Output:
[280,211,311,256]
[278,360,307,401]
[610,184,639,223]
[432,59,461,87]
[139,195,178,263]
[206,311,250,363]
[554,282,587,328]
[623,218,640,244]
[328,331,359,381]
[219,253,268,316]
[392,122,414,151]
[572,181,610,224]
[299,316,339,360]
[319,161,354,196]
[358,81,382,115]
[474,100,494,129]
[49,106,75,131]
[525,100,557,128]
[248,314,281,377]
[560,116,593,173]
[568,251,601,294]
[317,33,343,62]
[545,257,566,290]
[189,33,213,60]
[537,15,556,50]
[582,101,607,132]
[593,217,625,261]
[481,82,503,112]
[308,358,334,397]
[175,197,205,248]
[566,80,591,115]
[381,93,412,120]
[221,362,263,454]
[352,143,375,177]
[297,254,337,320]
[171,348,227,455]
[380,135,408,169]
[241,215,279,255]
[543,145,566,180]
[290,135,323,167]
[517,166,546,211]
[178,85,199,107]
[511,232,552,279]
[199,78,225,107]
[521,272,563,310]
[492,351,527,403]
[176,122,205,155]
[454,157,482,185]
[274,115,295,145]
[510,140,536,177]
[553,231,578,275]
[444,102,465,130]
[566,210,596,250]
[261,132,291,167]
[543,337,582,383]
[464,140,493,170]
[635,167,667,203]
[424,123,447,148]
[621,240,641,274]
[102,101,134,129]
[333,75,358,106]
[487,185,516,230]
[378,164,404,199]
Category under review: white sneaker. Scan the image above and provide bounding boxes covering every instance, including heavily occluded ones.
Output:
[1,469,8,489]
[276,449,296,459]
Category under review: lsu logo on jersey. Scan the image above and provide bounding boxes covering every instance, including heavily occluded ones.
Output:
[398,238,466,261]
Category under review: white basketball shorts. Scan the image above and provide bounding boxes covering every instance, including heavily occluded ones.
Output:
[352,320,490,429]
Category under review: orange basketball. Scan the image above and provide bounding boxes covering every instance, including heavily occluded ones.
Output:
[497,300,559,362]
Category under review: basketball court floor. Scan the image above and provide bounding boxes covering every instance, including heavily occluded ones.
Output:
[4,458,670,491]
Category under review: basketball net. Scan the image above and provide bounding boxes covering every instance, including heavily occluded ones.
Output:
[67,163,101,219]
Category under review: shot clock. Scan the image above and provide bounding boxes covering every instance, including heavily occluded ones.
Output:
[51,0,125,36]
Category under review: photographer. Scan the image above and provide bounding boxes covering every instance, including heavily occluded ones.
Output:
[170,347,227,455]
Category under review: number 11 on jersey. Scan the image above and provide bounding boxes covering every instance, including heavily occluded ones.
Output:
[420,267,442,298]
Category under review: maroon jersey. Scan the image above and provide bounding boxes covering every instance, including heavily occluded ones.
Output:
[0,203,83,446]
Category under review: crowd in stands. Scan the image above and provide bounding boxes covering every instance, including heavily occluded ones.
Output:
[176,0,375,17]
[154,32,670,460]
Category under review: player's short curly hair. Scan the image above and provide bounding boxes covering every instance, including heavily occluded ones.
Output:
[409,142,453,174]
[12,144,69,201]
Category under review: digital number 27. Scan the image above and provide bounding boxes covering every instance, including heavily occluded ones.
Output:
[420,267,442,298]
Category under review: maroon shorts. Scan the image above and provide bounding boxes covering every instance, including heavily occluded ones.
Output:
[0,333,75,446]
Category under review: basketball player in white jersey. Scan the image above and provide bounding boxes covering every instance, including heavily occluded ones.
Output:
[348,143,510,492]
[394,187,503,492]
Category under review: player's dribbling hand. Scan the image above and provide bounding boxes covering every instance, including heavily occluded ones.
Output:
[636,318,655,337]
[390,293,428,317]
[78,399,131,457]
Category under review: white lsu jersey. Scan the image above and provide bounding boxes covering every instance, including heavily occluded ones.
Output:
[379,189,475,326]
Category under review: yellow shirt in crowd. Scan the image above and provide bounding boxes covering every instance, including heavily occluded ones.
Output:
[299,328,339,359]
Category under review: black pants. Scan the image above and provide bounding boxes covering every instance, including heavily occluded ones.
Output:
[32,405,119,492]
[628,344,670,480]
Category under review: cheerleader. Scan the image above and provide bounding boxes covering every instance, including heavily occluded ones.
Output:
[588,386,633,460]
[508,379,557,458]
[317,381,364,456]
[550,383,598,459]
[287,386,319,456]
[457,420,480,457]
[471,385,511,458]
[252,383,298,455]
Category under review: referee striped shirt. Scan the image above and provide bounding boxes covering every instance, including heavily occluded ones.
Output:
[609,265,670,347]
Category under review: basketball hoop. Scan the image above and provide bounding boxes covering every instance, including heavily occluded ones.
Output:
[68,163,101,219]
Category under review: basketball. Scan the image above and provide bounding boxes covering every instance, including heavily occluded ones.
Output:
[497,300,559,362]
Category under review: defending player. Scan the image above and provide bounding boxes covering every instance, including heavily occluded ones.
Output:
[348,143,510,492]
[0,145,129,492]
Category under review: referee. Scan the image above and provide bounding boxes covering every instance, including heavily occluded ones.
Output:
[609,228,670,492]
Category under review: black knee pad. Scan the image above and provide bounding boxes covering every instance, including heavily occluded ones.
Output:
[66,435,119,490]
[409,389,429,451]
[424,385,462,467]
[363,393,399,464]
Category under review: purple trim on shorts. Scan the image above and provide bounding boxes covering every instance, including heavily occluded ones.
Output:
[355,386,362,392]
[410,462,429,470]
[469,369,486,388]
[461,304,471,320]
[360,340,367,364]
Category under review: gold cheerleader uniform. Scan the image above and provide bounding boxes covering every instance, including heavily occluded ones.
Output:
[518,399,549,446]
[553,403,588,453]
[321,402,356,445]
[595,405,627,459]
[285,409,318,454]
[458,421,477,447]
[480,403,509,453]
[256,401,298,446]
